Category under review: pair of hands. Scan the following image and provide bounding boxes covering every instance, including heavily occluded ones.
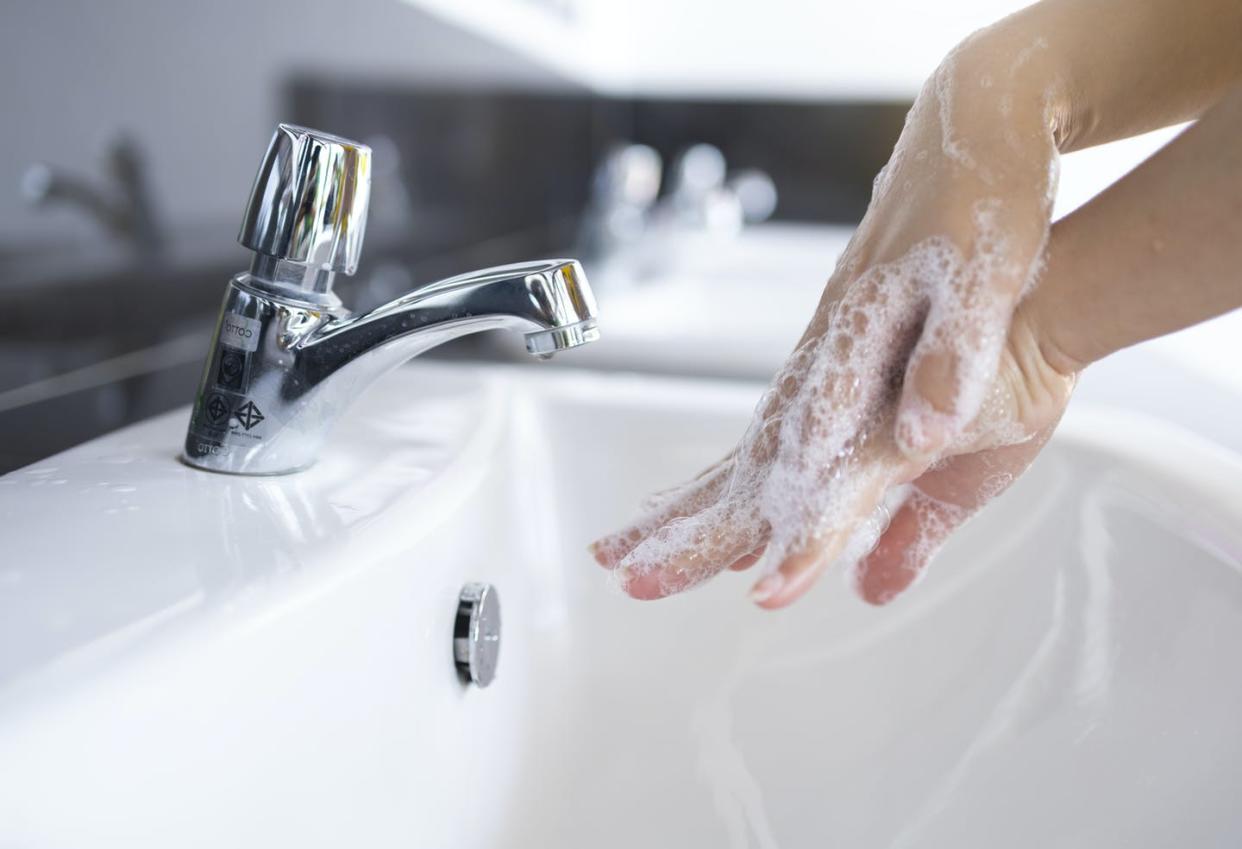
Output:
[591,33,1079,609]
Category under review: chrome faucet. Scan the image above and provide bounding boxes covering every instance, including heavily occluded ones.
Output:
[182,124,599,475]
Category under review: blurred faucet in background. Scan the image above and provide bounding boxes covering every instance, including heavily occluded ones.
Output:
[575,142,663,285]
[579,141,779,289]
[20,135,165,256]
[658,143,778,236]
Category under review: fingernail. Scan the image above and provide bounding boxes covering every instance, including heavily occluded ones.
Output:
[749,573,784,604]
[589,541,615,569]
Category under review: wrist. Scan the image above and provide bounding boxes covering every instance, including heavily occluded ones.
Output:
[945,15,1076,151]
[1017,231,1095,378]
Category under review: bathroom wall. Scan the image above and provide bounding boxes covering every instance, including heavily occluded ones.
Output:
[2,0,1180,249]
[290,82,911,236]
[0,0,576,245]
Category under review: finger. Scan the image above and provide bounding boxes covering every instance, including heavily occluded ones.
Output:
[856,428,1052,604]
[590,459,732,569]
[617,505,765,600]
[894,202,1047,459]
[750,476,892,610]
[637,455,734,513]
[854,489,971,605]
[728,545,766,571]
[748,544,830,610]
[894,290,1012,459]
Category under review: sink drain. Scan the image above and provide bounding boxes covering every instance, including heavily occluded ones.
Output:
[454,583,501,687]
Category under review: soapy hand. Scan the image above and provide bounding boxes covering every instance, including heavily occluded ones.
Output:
[591,32,1077,608]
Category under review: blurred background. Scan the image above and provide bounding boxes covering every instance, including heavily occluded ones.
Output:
[0,0,1184,473]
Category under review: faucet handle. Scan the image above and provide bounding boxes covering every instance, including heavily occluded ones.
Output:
[238,124,371,281]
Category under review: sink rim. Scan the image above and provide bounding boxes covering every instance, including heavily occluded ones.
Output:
[1,360,1240,700]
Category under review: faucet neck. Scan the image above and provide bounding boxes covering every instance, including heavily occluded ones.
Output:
[249,254,338,297]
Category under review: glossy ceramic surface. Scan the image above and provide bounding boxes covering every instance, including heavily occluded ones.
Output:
[2,363,1241,847]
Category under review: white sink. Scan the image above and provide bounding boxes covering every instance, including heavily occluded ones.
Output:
[3,362,1242,847]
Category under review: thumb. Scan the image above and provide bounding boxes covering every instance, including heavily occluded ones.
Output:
[894,285,1013,459]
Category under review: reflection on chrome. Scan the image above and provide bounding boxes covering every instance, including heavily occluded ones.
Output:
[182,124,599,475]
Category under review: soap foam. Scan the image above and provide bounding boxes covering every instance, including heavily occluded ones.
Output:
[612,198,1036,597]
[934,63,981,175]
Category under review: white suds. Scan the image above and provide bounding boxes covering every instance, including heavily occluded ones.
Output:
[610,197,1038,596]
[933,64,979,173]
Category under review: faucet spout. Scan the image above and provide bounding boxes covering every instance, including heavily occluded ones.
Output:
[303,259,598,381]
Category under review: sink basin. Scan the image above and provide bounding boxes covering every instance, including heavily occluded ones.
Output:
[2,362,1242,847]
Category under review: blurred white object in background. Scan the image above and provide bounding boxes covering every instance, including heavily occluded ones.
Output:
[728,168,780,224]
[408,0,1034,98]
[1054,123,1189,218]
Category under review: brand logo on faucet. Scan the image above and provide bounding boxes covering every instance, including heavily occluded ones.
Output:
[232,401,265,431]
[204,393,231,425]
[217,349,248,391]
[201,393,265,433]
[221,314,261,353]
